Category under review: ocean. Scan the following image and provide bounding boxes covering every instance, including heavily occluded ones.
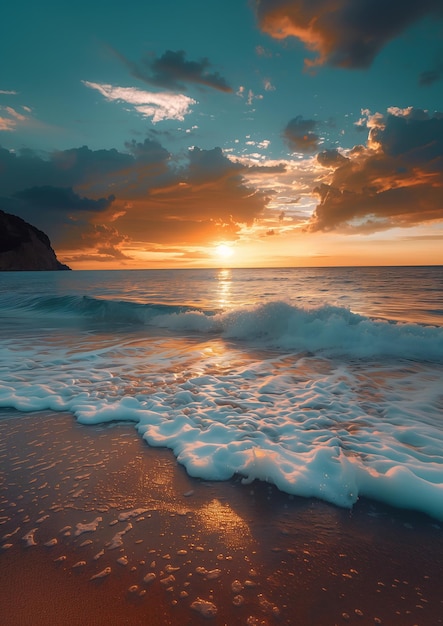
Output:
[1,266,442,521]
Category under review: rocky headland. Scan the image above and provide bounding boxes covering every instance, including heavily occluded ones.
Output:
[0,209,70,271]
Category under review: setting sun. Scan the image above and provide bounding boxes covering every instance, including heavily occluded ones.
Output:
[215,244,234,259]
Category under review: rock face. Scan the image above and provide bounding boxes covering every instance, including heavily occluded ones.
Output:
[0,210,71,271]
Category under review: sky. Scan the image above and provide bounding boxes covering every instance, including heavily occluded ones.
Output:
[1,0,443,269]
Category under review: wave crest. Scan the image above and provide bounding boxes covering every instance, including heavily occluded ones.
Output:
[4,294,443,361]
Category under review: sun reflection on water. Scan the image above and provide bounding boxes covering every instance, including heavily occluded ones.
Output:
[216,268,232,308]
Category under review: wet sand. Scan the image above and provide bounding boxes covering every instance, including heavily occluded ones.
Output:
[0,409,442,626]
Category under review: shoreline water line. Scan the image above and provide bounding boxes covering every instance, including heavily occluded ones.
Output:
[1,409,443,626]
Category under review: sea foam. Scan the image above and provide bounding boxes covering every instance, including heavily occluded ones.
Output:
[1,293,443,520]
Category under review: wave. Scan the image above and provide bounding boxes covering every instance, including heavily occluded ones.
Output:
[2,291,443,521]
[1,293,204,324]
[3,294,443,362]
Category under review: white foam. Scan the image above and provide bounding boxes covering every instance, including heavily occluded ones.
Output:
[90,567,111,580]
[2,527,20,540]
[22,528,38,547]
[190,598,218,618]
[93,549,105,560]
[107,523,132,550]
[143,572,156,584]
[74,516,102,536]
[117,508,149,521]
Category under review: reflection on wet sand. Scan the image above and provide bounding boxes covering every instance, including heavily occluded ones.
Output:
[1,410,443,625]
[196,498,253,550]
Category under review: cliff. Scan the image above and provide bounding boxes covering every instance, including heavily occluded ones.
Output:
[0,210,71,271]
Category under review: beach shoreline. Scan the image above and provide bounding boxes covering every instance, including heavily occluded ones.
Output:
[1,409,442,625]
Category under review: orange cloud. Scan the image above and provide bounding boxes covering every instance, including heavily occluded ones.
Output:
[308,108,443,232]
[0,105,29,131]
[253,0,443,68]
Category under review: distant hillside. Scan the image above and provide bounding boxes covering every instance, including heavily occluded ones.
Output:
[0,209,71,271]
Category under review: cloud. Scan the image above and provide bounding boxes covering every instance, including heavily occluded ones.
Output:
[4,107,26,121]
[252,0,443,68]
[83,224,131,260]
[14,186,115,213]
[307,107,443,232]
[124,49,232,93]
[317,149,348,168]
[235,86,264,106]
[60,221,132,263]
[124,138,170,161]
[0,117,16,131]
[117,143,270,242]
[283,116,320,152]
[0,144,133,199]
[0,90,18,95]
[0,141,270,257]
[82,81,196,122]
[120,146,269,233]
[0,105,29,131]
[238,155,322,231]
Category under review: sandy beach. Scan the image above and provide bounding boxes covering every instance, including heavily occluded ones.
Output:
[1,408,442,626]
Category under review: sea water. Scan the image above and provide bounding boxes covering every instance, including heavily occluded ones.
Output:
[1,266,442,519]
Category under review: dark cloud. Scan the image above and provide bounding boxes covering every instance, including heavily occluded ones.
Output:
[126,49,232,93]
[307,108,443,232]
[317,149,348,167]
[253,0,443,68]
[15,186,114,213]
[187,146,241,180]
[0,145,132,197]
[370,108,443,159]
[124,138,170,163]
[0,145,133,246]
[283,116,320,152]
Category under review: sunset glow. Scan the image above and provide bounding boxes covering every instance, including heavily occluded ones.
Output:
[1,1,442,268]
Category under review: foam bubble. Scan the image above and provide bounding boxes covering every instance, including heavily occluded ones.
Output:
[190,598,218,618]
[143,572,156,584]
[74,516,102,536]
[22,528,38,547]
[90,567,111,580]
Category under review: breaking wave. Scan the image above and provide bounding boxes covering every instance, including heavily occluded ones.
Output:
[3,294,443,362]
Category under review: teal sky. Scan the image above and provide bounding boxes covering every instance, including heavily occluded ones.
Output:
[1,0,443,268]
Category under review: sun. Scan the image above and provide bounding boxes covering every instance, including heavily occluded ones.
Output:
[215,244,234,259]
